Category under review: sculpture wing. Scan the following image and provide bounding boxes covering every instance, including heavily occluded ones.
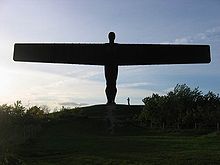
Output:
[116,44,210,65]
[13,43,210,65]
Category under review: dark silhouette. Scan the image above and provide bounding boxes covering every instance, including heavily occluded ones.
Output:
[105,64,118,104]
[13,32,211,104]
[105,32,118,104]
[140,84,220,129]
[127,97,130,105]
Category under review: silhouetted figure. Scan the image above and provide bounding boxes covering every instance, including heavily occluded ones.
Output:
[13,32,211,105]
[127,97,130,105]
[105,32,118,104]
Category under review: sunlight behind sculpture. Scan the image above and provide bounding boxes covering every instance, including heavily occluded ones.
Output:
[13,32,211,104]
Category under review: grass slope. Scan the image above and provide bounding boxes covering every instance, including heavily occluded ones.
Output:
[17,105,220,165]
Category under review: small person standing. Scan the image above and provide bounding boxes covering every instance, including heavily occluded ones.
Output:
[127,97,130,106]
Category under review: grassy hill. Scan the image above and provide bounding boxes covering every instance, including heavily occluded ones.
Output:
[6,104,220,164]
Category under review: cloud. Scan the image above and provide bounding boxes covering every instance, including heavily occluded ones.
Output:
[118,82,152,88]
[64,66,103,79]
[174,26,220,44]
[174,36,193,43]
[0,66,104,108]
[59,102,88,107]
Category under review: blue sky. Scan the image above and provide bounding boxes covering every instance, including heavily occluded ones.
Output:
[0,0,219,108]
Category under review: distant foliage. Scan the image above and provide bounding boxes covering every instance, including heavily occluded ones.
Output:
[0,101,48,163]
[140,84,220,129]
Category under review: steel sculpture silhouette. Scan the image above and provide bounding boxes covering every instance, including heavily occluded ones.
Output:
[13,32,211,104]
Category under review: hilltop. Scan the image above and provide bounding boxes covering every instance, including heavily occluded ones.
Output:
[13,104,220,165]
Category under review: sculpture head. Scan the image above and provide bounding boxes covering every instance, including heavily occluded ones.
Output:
[108,32,115,44]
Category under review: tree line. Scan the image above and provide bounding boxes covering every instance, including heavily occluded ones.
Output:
[137,84,220,129]
[0,101,49,162]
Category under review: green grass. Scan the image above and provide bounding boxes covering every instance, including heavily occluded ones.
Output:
[19,134,220,164]
[9,105,220,164]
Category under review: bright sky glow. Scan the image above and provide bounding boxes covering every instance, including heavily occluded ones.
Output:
[0,0,220,109]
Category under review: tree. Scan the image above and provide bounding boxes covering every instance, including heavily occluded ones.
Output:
[141,84,220,129]
[12,100,25,117]
[142,94,168,127]
[26,106,44,119]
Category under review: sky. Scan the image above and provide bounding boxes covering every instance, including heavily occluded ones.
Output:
[0,0,219,109]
